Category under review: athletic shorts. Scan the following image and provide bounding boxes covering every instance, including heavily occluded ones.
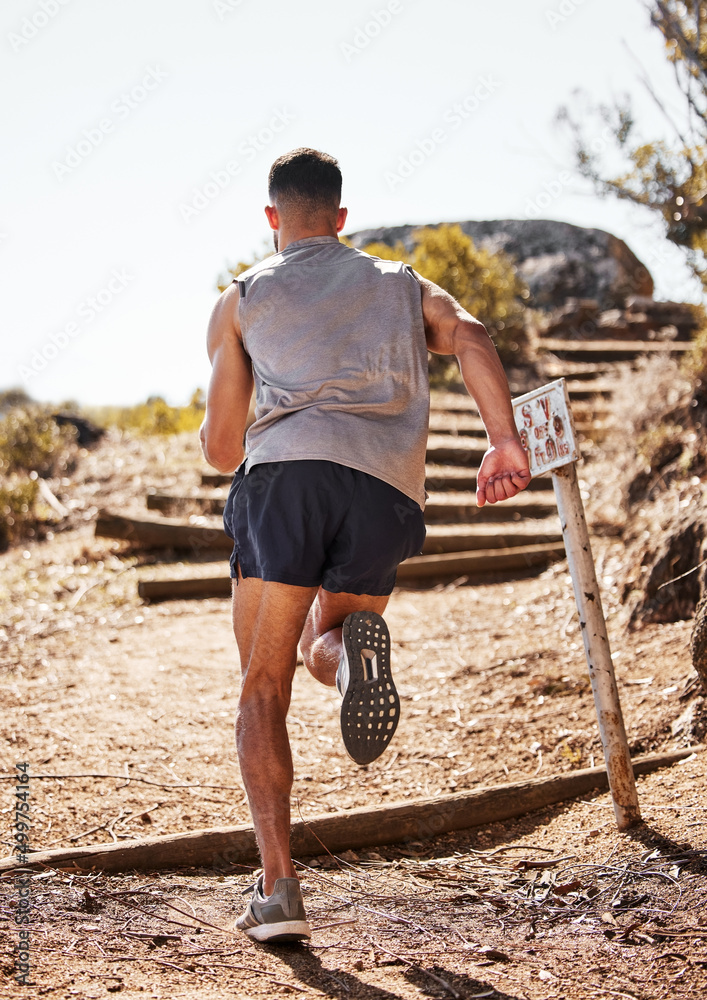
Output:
[222,460,426,596]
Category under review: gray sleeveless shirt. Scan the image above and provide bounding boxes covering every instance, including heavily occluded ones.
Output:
[235,236,429,509]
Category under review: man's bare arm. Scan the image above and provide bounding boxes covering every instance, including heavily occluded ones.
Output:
[418,275,530,506]
[199,283,254,474]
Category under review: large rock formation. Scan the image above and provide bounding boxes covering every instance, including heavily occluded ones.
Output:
[347,219,654,312]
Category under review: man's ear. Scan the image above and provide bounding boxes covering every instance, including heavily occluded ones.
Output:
[264,204,279,231]
[336,207,348,233]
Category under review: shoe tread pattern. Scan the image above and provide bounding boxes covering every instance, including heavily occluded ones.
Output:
[340,611,400,765]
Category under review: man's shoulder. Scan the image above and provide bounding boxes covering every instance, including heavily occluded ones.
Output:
[235,253,282,285]
[350,246,414,276]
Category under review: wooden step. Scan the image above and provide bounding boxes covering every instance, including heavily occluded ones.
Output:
[429,412,486,434]
[137,540,567,602]
[562,379,618,399]
[424,465,551,492]
[426,436,488,465]
[430,379,618,414]
[97,511,561,556]
[424,490,557,523]
[146,491,225,517]
[146,486,557,522]
[540,338,694,362]
[423,521,561,553]
[540,360,625,380]
[202,472,234,487]
[398,541,566,579]
[96,511,232,554]
[429,413,601,437]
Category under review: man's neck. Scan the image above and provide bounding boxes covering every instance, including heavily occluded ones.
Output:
[276,226,339,253]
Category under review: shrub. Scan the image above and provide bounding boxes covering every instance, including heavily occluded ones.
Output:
[93,393,206,437]
[0,405,77,477]
[683,320,707,383]
[0,478,39,551]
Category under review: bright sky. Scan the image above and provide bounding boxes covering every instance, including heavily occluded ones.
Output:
[1,0,700,407]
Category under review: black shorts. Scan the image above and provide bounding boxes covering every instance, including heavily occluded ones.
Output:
[223,460,426,596]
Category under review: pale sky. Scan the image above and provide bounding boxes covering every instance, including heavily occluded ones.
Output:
[0,0,700,407]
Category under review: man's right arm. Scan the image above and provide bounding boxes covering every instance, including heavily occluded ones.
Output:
[199,283,254,474]
[418,275,530,506]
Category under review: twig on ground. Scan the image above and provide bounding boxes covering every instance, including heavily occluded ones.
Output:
[0,772,243,790]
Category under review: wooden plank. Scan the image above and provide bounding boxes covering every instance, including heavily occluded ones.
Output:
[95,511,232,554]
[203,465,571,491]
[423,523,562,554]
[143,489,558,521]
[425,466,552,493]
[202,472,234,487]
[137,542,567,601]
[426,438,491,465]
[428,415,600,438]
[147,492,226,516]
[97,511,560,558]
[1,747,699,874]
[424,490,557,523]
[139,577,231,601]
[540,339,693,362]
[397,541,565,578]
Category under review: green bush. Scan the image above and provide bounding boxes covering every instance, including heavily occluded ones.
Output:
[93,392,205,437]
[0,478,40,551]
[0,405,76,477]
[683,319,707,382]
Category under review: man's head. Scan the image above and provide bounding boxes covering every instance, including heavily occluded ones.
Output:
[265,148,346,250]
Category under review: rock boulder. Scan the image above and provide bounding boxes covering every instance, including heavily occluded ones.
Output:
[347,219,654,311]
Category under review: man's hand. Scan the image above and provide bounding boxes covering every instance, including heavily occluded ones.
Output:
[476,438,531,507]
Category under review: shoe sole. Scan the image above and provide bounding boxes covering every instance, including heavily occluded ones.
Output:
[239,919,311,943]
[340,611,400,765]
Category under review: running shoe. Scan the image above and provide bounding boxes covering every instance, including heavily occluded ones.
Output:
[236,874,311,943]
[337,611,400,765]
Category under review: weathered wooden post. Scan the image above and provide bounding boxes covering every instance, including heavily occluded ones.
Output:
[512,378,641,831]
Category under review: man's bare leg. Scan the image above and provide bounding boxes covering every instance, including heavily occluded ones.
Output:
[231,573,317,895]
[300,589,390,686]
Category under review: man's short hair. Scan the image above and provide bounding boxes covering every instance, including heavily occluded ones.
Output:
[268,148,342,217]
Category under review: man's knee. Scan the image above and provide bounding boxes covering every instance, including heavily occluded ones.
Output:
[239,670,294,710]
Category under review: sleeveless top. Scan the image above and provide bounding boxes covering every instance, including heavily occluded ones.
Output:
[235,236,429,509]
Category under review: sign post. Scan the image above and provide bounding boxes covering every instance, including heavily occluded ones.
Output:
[512,379,641,831]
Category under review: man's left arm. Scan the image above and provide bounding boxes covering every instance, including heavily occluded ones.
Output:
[418,275,531,506]
[200,283,254,474]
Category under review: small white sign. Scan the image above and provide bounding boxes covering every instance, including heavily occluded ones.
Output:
[512,378,579,478]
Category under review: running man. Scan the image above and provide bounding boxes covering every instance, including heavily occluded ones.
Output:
[200,148,531,942]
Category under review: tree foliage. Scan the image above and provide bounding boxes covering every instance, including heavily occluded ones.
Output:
[92,395,205,436]
[557,1,707,287]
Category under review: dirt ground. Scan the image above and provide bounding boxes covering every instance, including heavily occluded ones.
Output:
[1,431,706,998]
